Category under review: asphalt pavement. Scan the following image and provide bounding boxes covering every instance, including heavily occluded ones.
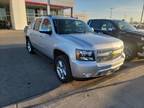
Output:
[0,31,61,107]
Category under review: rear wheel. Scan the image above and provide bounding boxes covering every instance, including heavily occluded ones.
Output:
[26,38,34,54]
[124,41,137,61]
[54,55,73,83]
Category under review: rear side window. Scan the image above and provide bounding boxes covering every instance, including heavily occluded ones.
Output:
[90,20,115,31]
[33,18,42,31]
[29,21,35,29]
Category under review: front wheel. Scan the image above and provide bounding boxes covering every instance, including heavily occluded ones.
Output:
[124,41,137,61]
[54,55,73,83]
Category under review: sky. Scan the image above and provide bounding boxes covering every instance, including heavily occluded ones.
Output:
[74,0,143,22]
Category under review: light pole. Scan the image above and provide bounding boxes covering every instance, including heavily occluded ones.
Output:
[140,0,144,24]
[110,8,114,19]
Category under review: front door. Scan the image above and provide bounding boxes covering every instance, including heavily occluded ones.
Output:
[100,21,117,37]
[38,18,54,58]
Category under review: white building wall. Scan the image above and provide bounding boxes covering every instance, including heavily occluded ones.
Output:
[27,0,47,3]
[8,0,74,30]
[10,0,27,30]
[26,0,74,7]
[51,0,74,7]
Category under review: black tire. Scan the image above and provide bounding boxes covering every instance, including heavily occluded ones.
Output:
[26,38,34,54]
[124,41,137,61]
[54,55,73,83]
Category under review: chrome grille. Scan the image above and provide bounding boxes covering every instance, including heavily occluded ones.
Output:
[96,47,123,63]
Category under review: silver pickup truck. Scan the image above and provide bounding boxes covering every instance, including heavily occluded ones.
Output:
[25,16,125,82]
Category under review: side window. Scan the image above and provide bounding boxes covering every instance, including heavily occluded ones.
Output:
[101,21,115,31]
[41,18,52,32]
[33,18,42,31]
[101,23,107,31]
[90,20,102,30]
[29,21,34,29]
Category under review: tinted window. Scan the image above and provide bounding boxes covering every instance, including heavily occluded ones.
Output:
[114,20,136,31]
[33,18,42,31]
[90,20,115,31]
[53,19,91,34]
[89,20,103,30]
[101,21,116,31]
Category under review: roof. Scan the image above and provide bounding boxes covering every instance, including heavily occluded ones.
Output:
[39,15,76,20]
[88,19,122,22]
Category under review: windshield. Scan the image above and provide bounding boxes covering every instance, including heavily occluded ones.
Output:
[53,19,92,34]
[114,20,137,32]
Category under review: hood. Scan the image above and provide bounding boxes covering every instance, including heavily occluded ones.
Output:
[122,30,144,38]
[63,33,123,50]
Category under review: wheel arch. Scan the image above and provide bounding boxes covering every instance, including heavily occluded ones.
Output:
[53,49,70,60]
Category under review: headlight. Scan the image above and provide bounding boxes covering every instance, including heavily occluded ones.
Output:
[141,37,144,41]
[76,49,95,61]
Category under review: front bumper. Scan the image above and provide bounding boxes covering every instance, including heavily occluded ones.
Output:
[70,53,125,78]
[138,45,144,57]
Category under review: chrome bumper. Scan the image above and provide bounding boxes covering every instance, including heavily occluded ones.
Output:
[70,53,125,78]
[138,46,144,57]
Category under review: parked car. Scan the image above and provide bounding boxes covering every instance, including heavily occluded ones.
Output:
[0,20,7,29]
[88,19,144,60]
[25,16,125,82]
[0,20,11,29]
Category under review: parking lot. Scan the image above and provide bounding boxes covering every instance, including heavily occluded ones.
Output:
[0,31,144,107]
[0,31,62,107]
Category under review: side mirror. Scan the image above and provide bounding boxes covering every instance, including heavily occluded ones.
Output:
[90,27,94,32]
[39,30,52,35]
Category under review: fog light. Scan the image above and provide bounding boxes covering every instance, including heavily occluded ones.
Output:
[83,73,92,78]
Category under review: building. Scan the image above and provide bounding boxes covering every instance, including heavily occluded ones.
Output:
[64,11,89,22]
[73,13,89,22]
[0,0,74,30]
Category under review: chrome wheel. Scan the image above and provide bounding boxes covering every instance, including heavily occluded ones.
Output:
[124,45,132,59]
[56,60,67,80]
[27,41,32,52]
[124,42,136,60]
[55,55,73,82]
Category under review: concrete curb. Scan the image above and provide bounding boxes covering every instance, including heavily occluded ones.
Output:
[4,76,108,108]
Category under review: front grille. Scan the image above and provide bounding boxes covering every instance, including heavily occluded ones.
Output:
[96,47,123,63]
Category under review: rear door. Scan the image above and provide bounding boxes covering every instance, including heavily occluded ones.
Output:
[30,18,43,50]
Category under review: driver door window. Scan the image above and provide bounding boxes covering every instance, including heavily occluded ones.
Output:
[101,24,107,31]
[41,18,52,32]
[101,21,115,31]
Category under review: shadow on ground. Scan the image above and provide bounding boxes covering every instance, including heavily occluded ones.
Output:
[0,44,61,107]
